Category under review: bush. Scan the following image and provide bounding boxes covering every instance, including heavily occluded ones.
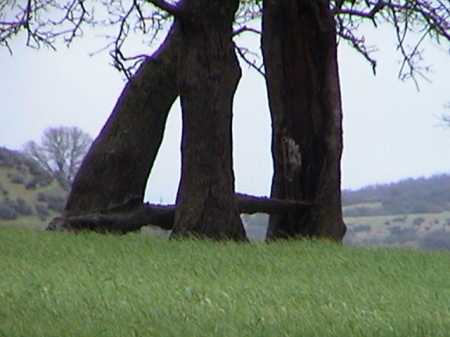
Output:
[0,203,18,220]
[0,183,8,196]
[1,198,33,216]
[35,203,50,220]
[418,229,450,250]
[25,181,37,190]
[8,172,26,184]
[413,217,425,226]
[16,164,29,175]
[383,226,417,245]
[37,192,65,202]
[32,174,53,187]
[350,224,372,233]
[36,192,67,213]
[36,192,47,202]
[13,198,33,216]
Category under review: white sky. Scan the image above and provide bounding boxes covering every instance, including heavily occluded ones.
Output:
[1,23,449,204]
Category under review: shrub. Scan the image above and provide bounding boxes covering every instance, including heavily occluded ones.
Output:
[35,203,50,220]
[0,203,18,220]
[418,229,450,250]
[413,217,425,226]
[36,192,47,202]
[383,226,417,245]
[25,181,37,190]
[392,216,407,222]
[16,164,29,175]
[0,183,8,196]
[13,198,33,216]
[8,172,25,184]
[351,224,372,233]
[36,192,67,213]
[32,174,53,187]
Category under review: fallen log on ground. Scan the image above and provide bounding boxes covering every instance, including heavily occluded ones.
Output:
[47,193,311,233]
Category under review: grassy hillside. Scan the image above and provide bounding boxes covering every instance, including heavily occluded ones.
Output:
[1,226,450,337]
[2,145,450,249]
[342,174,450,215]
[0,147,67,229]
[341,175,450,249]
[243,176,450,248]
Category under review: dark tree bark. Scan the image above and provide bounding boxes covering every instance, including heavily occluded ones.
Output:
[171,0,247,241]
[62,24,181,221]
[262,0,346,241]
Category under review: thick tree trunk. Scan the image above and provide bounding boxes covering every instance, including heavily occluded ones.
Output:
[171,0,247,240]
[62,24,180,222]
[262,0,346,241]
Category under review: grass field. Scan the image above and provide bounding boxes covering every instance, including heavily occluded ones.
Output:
[1,226,450,336]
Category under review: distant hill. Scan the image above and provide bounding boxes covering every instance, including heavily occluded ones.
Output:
[342,174,450,216]
[242,175,450,248]
[341,175,450,249]
[2,145,450,249]
[0,147,67,229]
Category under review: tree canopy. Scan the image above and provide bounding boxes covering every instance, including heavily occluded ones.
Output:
[23,126,92,190]
[1,1,449,80]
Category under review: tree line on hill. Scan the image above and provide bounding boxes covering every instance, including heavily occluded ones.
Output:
[342,175,450,216]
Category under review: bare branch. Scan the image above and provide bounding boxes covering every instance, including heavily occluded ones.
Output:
[336,19,378,74]
[145,0,182,18]
[233,26,261,37]
[235,43,265,77]
[333,0,450,85]
[333,0,385,21]
[23,126,92,189]
[47,193,311,233]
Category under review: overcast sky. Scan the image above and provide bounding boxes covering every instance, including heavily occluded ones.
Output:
[1,24,449,203]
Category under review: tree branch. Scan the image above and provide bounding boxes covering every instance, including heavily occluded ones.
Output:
[233,26,261,37]
[236,193,311,214]
[146,0,183,18]
[47,194,311,233]
[333,1,386,20]
[235,44,265,77]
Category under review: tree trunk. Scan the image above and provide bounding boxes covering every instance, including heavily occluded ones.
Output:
[171,0,247,241]
[62,24,180,222]
[262,0,346,241]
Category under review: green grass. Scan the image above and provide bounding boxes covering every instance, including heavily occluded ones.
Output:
[1,226,450,336]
